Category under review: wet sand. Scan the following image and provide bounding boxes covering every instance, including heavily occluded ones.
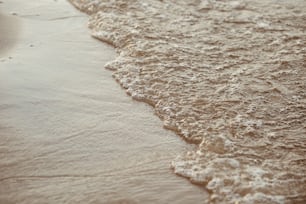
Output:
[0,0,209,203]
[0,11,20,55]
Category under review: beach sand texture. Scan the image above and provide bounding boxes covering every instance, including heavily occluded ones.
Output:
[0,11,20,56]
[0,0,209,203]
[69,0,306,203]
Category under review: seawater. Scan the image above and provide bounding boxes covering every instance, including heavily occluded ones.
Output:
[69,0,306,203]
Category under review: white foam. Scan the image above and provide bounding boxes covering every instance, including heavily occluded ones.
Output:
[69,0,306,203]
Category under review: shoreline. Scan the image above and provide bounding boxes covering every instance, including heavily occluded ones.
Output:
[67,0,306,203]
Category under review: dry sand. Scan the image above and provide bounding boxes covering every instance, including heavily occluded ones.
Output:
[0,0,209,203]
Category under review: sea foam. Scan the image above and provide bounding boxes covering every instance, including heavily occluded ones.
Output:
[69,0,306,203]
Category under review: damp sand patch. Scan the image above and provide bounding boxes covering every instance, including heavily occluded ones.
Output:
[0,12,21,56]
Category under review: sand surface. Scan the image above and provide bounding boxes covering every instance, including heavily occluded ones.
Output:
[0,0,209,203]
[0,11,19,56]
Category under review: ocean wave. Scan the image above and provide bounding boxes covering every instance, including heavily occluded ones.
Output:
[68,0,306,203]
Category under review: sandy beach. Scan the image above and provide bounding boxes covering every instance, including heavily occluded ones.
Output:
[0,0,209,203]
[69,0,306,203]
[1,0,306,203]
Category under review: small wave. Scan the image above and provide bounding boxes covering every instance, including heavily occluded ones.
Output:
[68,0,306,203]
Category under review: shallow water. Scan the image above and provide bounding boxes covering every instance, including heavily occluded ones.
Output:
[0,0,209,203]
[69,0,306,203]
